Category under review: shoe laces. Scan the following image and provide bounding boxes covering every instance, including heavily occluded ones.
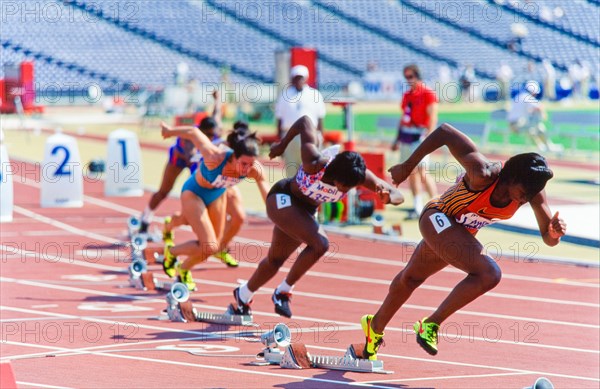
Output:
[425,323,439,342]
[277,292,292,301]
[374,336,385,350]
[180,269,193,283]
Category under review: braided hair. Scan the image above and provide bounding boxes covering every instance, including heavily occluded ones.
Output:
[499,153,554,200]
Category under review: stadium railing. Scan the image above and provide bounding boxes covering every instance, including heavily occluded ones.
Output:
[550,112,600,152]
[374,117,399,142]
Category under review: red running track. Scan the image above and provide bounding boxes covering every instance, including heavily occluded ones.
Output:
[1,163,599,389]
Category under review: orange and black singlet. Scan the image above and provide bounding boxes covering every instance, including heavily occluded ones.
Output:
[424,172,521,234]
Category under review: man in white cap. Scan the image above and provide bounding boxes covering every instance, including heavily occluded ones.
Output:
[507,81,562,153]
[275,65,326,175]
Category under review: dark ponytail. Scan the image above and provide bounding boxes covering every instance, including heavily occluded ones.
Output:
[227,129,259,158]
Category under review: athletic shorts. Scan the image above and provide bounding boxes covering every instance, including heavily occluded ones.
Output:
[168,145,197,172]
[267,178,318,216]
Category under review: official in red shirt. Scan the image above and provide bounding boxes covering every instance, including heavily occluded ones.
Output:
[392,64,438,219]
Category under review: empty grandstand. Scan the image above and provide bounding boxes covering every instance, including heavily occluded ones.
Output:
[1,0,597,99]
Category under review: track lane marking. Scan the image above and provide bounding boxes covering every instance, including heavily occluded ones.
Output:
[13,175,599,289]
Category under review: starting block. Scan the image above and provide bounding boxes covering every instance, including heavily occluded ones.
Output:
[128,259,174,291]
[165,283,253,325]
[130,233,147,261]
[127,216,162,243]
[127,215,141,238]
[256,324,392,374]
[143,247,164,264]
[252,324,293,366]
[273,343,392,374]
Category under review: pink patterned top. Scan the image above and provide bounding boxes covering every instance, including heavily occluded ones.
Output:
[295,145,345,204]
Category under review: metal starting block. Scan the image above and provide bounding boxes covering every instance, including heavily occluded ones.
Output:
[130,234,147,262]
[127,216,141,239]
[139,273,174,291]
[136,232,162,243]
[256,325,393,374]
[165,283,253,325]
[275,343,392,374]
[143,248,164,264]
[127,216,162,243]
[128,260,173,291]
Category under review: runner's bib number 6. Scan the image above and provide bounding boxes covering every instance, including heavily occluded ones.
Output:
[429,212,451,234]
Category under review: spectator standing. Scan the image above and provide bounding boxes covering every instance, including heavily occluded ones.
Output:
[392,64,438,219]
[275,65,326,175]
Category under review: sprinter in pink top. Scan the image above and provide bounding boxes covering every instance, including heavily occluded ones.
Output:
[231,116,404,319]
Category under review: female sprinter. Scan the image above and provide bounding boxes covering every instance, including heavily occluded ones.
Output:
[160,122,269,290]
[231,116,404,318]
[138,117,215,232]
[138,90,222,234]
[215,121,254,267]
[360,122,567,360]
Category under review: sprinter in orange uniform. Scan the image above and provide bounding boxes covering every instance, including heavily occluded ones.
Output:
[360,122,567,360]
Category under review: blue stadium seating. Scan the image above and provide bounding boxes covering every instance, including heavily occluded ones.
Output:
[2,0,252,90]
[210,0,447,81]
[499,0,599,46]
[321,0,531,81]
[1,44,105,91]
[1,0,597,96]
[402,0,598,72]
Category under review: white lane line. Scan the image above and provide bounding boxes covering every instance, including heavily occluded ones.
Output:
[7,216,595,309]
[2,240,599,332]
[3,335,209,362]
[0,317,64,323]
[0,303,346,344]
[3,340,397,389]
[0,245,129,273]
[6,208,600,323]
[15,381,74,389]
[13,206,118,243]
[234,235,600,289]
[2,229,120,237]
[361,371,532,384]
[7,157,600,384]
[271,266,600,308]
[1,277,598,355]
[2,242,598,331]
[3,307,599,384]
[15,176,599,289]
[4,326,347,363]
[199,277,600,330]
